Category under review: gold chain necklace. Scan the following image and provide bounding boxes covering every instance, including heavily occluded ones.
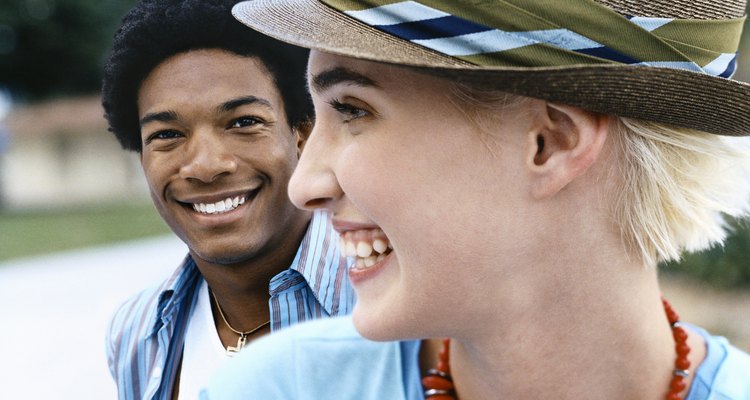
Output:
[211,291,270,356]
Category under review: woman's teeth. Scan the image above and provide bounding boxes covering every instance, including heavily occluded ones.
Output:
[192,196,246,214]
[340,230,392,269]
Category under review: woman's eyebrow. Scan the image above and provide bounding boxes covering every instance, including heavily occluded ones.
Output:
[310,67,380,93]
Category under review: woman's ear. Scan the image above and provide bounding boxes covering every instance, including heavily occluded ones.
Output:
[527,102,609,199]
[294,120,313,158]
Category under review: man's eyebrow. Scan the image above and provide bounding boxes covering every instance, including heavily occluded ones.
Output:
[219,96,273,113]
[311,67,379,93]
[139,110,179,127]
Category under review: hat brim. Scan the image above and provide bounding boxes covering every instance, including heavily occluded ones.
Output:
[233,0,750,136]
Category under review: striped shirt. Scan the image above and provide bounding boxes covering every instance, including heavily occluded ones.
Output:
[105,210,355,400]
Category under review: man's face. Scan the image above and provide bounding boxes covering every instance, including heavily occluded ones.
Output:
[137,48,308,265]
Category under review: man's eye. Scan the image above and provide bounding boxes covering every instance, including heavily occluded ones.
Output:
[146,130,182,143]
[229,116,262,128]
[328,99,369,122]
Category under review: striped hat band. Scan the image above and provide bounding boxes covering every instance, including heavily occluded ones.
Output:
[322,0,745,79]
[232,0,750,136]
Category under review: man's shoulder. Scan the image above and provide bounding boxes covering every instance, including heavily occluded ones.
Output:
[106,280,168,354]
[106,261,193,343]
[108,256,199,331]
[106,259,201,396]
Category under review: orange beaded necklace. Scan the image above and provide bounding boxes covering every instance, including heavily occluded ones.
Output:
[422,297,691,400]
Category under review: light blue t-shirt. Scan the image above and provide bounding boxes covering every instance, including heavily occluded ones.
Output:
[685,324,750,400]
[202,316,422,400]
[202,317,750,400]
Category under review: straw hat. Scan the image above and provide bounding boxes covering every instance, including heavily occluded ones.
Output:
[233,0,750,136]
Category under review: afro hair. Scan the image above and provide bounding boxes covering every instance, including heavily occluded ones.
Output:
[102,0,313,152]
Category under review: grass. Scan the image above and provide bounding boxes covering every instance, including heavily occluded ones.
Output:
[0,201,172,262]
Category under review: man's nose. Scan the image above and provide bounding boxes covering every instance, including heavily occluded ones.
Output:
[179,130,238,183]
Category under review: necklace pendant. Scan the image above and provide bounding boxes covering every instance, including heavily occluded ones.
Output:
[225,334,247,356]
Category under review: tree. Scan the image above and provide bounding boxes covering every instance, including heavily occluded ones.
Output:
[0,0,137,101]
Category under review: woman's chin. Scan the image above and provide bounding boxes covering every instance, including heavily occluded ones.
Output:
[351,304,409,342]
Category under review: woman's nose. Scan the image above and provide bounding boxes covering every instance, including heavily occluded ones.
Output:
[288,127,343,211]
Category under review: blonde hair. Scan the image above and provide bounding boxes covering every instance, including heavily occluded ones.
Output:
[448,82,750,267]
[609,118,750,266]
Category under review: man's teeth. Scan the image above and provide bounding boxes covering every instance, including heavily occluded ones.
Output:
[192,196,246,214]
[340,232,392,270]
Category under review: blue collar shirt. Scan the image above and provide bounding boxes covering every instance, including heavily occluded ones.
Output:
[105,210,355,400]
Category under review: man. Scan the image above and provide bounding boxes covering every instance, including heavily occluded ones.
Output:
[101,1,354,398]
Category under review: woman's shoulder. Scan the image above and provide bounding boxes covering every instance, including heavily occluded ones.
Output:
[272,314,363,341]
[243,315,373,353]
[688,325,750,400]
[202,316,422,400]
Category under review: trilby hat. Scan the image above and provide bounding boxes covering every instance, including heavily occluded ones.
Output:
[233,0,750,136]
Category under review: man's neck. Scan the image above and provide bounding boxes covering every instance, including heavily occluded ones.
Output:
[194,212,311,334]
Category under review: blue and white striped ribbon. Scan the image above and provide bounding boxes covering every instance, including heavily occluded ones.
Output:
[343,1,738,78]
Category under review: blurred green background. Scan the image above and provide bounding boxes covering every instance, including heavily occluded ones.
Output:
[0,0,167,261]
[0,0,138,100]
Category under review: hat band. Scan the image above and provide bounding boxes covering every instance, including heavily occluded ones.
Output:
[321,0,746,78]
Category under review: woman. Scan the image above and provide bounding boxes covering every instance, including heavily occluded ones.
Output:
[204,1,750,399]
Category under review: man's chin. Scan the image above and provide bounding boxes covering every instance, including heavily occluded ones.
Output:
[188,247,257,267]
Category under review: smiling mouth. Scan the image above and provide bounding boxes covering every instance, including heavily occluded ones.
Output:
[339,229,393,269]
[187,189,259,215]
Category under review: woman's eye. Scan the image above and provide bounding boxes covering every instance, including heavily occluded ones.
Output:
[328,99,370,122]
[146,129,182,143]
[229,116,262,128]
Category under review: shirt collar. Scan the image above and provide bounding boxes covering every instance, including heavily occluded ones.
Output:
[147,209,347,334]
[149,255,202,337]
[281,209,348,315]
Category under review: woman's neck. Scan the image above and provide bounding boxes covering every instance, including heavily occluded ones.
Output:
[437,268,706,400]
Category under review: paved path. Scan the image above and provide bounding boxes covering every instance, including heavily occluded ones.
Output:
[0,236,186,400]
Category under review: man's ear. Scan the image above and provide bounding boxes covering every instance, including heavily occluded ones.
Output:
[527,102,609,199]
[294,120,313,158]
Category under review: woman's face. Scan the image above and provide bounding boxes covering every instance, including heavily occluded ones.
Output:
[289,51,536,339]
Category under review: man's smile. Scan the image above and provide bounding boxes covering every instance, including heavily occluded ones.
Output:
[177,187,262,216]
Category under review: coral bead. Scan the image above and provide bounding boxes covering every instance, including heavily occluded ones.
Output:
[676,357,691,370]
[422,376,454,391]
[672,327,688,342]
[662,298,680,321]
[670,377,686,392]
[665,309,679,323]
[676,343,690,356]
